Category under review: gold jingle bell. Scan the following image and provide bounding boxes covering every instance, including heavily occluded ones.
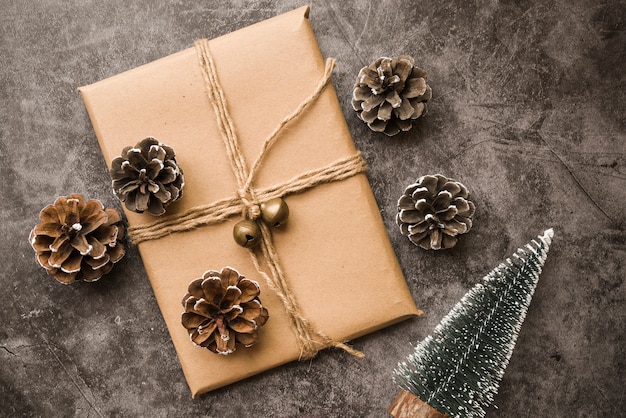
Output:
[233,219,261,248]
[260,198,289,227]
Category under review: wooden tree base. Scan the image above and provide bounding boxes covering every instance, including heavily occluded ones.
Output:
[388,390,449,418]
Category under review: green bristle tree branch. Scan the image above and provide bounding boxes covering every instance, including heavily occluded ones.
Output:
[390,229,554,418]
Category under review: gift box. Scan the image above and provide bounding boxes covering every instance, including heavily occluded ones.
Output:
[79,6,421,397]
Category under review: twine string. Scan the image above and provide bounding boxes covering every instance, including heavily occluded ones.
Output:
[195,39,249,186]
[242,58,337,193]
[127,153,367,244]
[252,222,364,359]
[129,38,366,359]
[194,38,363,359]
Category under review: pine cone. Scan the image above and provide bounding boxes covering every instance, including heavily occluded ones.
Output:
[29,194,126,284]
[111,137,184,216]
[352,56,432,136]
[397,175,475,250]
[181,267,269,355]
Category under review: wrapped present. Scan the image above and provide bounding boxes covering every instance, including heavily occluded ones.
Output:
[79,6,421,397]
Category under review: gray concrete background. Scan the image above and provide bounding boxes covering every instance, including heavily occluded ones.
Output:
[1,0,624,416]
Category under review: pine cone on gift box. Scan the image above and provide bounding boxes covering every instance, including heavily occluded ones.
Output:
[352,56,432,136]
[397,174,475,250]
[181,267,269,355]
[29,194,126,284]
[111,137,184,216]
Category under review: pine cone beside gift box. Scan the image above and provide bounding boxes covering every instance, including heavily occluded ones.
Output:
[110,137,184,216]
[352,55,432,136]
[29,194,125,284]
[397,174,475,250]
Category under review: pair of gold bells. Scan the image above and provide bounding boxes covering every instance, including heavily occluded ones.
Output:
[233,197,289,248]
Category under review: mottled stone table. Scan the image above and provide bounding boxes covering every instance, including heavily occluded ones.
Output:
[1,1,624,416]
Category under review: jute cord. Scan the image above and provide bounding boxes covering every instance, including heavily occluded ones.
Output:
[128,153,367,243]
[128,38,366,359]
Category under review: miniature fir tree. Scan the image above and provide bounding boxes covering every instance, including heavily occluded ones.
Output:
[389,229,554,418]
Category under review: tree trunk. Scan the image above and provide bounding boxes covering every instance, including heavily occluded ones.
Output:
[388,390,448,418]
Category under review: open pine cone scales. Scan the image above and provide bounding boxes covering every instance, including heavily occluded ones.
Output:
[397,175,475,250]
[352,55,432,136]
[29,194,125,284]
[111,137,184,216]
[181,267,269,355]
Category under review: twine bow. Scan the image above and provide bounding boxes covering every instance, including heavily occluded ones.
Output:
[128,39,367,359]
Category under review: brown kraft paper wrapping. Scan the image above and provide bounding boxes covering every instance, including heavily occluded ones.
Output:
[79,6,421,397]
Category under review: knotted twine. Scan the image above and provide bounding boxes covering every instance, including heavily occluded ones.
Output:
[128,39,367,359]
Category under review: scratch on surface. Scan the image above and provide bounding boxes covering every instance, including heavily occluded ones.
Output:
[467,102,518,108]
[571,164,626,180]
[354,1,372,53]
[14,299,105,417]
[431,86,463,102]
[493,49,518,88]
[1,346,16,356]
[323,0,364,65]
[505,5,538,28]
[474,115,539,133]
[450,60,474,93]
[452,138,495,159]
[456,112,620,224]
[538,132,615,224]
[45,341,105,418]
[10,343,47,351]
[586,351,620,416]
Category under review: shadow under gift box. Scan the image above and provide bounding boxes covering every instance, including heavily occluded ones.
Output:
[79,5,421,397]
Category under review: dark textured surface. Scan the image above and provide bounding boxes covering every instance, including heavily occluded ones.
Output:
[1,0,625,416]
